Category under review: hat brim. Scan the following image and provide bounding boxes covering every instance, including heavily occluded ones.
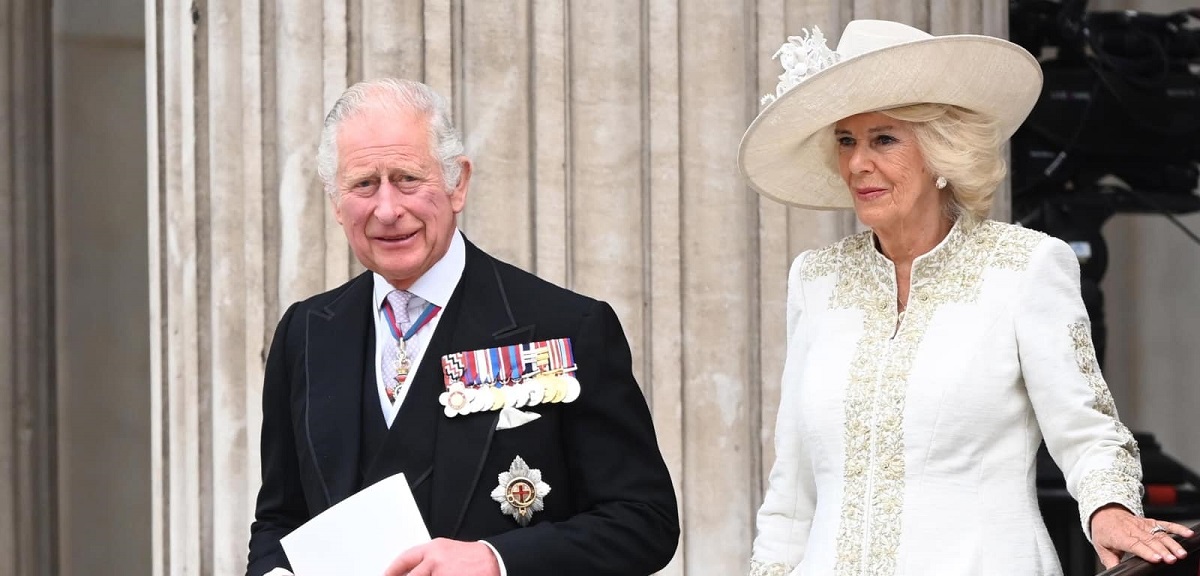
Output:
[738,35,1043,210]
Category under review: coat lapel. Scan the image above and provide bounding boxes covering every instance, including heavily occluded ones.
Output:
[304,272,374,510]
[429,240,536,537]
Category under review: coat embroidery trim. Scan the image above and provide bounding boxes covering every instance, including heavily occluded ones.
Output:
[749,560,794,576]
[800,221,1044,575]
[1069,321,1144,528]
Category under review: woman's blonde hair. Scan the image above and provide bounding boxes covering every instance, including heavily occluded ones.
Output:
[878,104,1006,225]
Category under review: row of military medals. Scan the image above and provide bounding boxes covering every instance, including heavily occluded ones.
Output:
[438,338,581,417]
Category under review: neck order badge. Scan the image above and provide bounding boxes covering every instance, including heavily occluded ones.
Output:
[382,299,441,402]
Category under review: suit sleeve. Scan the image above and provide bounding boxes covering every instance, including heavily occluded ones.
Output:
[247,303,310,576]
[1015,237,1143,540]
[485,300,680,576]
[751,251,817,575]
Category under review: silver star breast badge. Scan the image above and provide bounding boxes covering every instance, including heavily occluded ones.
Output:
[490,456,551,526]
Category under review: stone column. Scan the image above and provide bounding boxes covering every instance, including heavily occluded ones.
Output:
[1,0,57,574]
[149,1,1007,574]
[148,0,340,572]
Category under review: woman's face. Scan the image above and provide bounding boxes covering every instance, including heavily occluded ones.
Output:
[834,112,941,232]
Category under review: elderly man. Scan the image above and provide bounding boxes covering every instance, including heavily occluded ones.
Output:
[246,78,679,576]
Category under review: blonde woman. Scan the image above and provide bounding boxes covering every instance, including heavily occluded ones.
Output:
[741,20,1192,576]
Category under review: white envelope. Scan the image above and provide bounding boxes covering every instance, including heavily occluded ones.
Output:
[281,473,430,576]
[496,406,542,430]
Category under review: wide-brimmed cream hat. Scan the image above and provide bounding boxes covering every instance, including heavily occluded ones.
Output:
[738,19,1043,210]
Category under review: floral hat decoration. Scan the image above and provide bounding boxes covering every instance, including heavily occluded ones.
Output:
[738,19,1043,210]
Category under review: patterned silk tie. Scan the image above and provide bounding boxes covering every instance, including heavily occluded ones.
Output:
[382,289,414,403]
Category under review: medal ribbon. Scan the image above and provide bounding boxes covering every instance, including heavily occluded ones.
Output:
[495,346,511,383]
[381,300,438,401]
[464,348,479,386]
[476,349,492,385]
[441,353,463,386]
[520,343,539,375]
[561,338,576,371]
[507,345,522,382]
[549,339,562,372]
[488,347,504,387]
[382,300,440,342]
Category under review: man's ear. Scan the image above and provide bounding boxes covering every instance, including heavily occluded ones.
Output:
[329,190,344,224]
[450,157,471,214]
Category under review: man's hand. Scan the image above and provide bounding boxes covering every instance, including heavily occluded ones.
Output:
[383,538,500,576]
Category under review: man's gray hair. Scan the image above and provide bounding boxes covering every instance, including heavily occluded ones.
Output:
[316,78,464,197]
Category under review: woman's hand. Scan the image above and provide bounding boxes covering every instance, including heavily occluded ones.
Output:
[1090,504,1195,568]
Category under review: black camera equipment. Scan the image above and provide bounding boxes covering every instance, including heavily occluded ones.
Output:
[1009,1,1200,574]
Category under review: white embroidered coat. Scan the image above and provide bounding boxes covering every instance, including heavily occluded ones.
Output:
[750,220,1143,576]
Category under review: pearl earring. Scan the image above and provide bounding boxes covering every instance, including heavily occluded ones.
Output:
[935,176,947,189]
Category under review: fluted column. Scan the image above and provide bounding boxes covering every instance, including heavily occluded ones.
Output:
[1,0,56,574]
[149,1,1007,574]
[149,0,350,571]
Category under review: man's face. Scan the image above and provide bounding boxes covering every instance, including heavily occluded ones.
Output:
[332,106,469,289]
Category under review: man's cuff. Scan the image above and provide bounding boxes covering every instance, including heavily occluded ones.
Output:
[264,568,294,576]
[480,539,508,576]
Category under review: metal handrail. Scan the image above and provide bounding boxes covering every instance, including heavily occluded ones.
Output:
[1096,523,1200,576]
